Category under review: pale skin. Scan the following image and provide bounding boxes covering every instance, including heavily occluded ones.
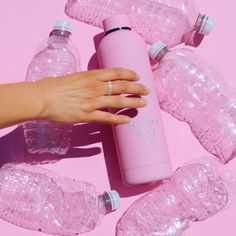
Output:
[0,68,149,128]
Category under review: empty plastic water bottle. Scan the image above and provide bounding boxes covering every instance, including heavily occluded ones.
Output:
[116,157,233,236]
[149,41,236,164]
[0,163,120,235]
[65,0,213,47]
[23,20,81,155]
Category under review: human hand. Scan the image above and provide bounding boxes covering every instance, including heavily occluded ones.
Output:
[35,68,150,124]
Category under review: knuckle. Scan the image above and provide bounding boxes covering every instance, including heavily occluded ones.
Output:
[118,81,129,91]
[116,96,127,105]
[80,100,94,112]
[130,98,145,107]
[103,113,113,122]
[113,68,125,77]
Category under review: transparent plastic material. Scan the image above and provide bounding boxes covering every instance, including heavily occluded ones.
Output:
[0,163,120,236]
[116,157,234,236]
[65,0,213,47]
[150,45,236,164]
[23,21,80,155]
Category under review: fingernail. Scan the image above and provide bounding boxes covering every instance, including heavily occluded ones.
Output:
[122,116,131,123]
[140,98,147,106]
[145,87,150,94]
[136,73,141,80]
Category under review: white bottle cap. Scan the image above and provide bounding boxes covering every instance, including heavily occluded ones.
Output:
[199,15,214,35]
[54,20,72,33]
[107,190,121,211]
[149,41,167,60]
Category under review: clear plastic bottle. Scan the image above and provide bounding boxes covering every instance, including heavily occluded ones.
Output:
[116,158,234,236]
[149,41,236,164]
[0,163,120,235]
[65,0,213,47]
[23,20,80,155]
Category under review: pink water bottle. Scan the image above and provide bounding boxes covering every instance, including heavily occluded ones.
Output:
[97,15,172,185]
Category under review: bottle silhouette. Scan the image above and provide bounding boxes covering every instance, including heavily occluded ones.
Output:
[65,0,213,47]
[23,20,80,155]
[116,158,233,236]
[0,163,120,235]
[97,15,172,185]
[149,41,236,164]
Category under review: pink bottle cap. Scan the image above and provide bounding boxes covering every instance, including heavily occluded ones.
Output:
[103,15,131,33]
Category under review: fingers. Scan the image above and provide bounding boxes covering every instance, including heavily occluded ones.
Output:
[93,96,147,110]
[95,68,139,82]
[108,81,150,96]
[65,68,150,97]
[85,110,131,125]
[72,68,140,82]
[92,81,150,97]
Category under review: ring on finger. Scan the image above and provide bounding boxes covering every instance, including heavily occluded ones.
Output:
[107,80,113,96]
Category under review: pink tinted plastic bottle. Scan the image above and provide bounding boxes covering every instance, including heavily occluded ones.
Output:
[149,41,236,164]
[116,158,234,236]
[23,20,81,155]
[65,0,213,47]
[0,163,120,235]
[97,15,172,185]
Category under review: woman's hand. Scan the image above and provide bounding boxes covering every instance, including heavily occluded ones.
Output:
[35,68,150,125]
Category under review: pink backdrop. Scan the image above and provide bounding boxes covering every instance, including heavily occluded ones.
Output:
[0,0,236,235]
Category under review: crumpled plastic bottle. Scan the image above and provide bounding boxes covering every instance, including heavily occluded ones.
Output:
[0,163,120,235]
[65,0,213,47]
[149,41,236,164]
[116,157,234,236]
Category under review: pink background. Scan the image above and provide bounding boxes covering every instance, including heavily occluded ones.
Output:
[0,0,236,235]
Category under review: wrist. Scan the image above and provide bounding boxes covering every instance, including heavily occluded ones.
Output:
[28,80,48,120]
[26,81,47,121]
[0,81,47,127]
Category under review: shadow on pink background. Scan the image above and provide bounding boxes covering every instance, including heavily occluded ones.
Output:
[0,0,236,236]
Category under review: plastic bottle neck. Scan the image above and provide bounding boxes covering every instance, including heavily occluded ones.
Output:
[154,47,169,63]
[100,192,113,214]
[49,29,71,38]
[194,14,206,33]
[105,27,131,36]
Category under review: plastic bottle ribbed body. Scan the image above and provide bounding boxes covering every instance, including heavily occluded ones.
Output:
[23,30,79,155]
[0,163,114,235]
[116,159,231,235]
[65,0,202,47]
[153,48,236,163]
